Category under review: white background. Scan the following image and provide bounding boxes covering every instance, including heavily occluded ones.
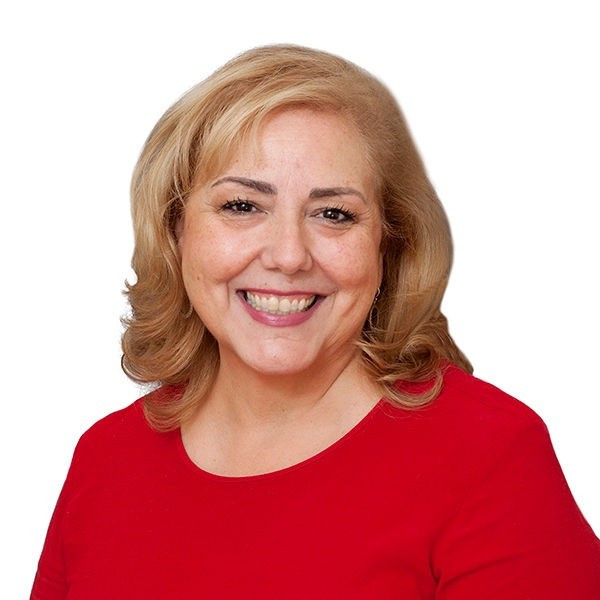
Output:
[2,1,598,596]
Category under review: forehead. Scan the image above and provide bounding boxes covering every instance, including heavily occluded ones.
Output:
[218,108,374,185]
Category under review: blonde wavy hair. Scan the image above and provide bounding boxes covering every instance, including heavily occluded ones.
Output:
[121,44,472,431]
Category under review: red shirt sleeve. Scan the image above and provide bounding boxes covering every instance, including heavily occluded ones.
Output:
[433,419,600,598]
[31,487,69,598]
[30,434,90,600]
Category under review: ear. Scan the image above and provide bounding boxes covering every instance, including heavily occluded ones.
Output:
[175,216,184,242]
[174,214,185,260]
[377,249,384,289]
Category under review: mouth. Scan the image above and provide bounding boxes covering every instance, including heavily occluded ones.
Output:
[241,291,320,315]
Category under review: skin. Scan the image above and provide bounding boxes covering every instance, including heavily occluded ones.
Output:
[179,108,384,476]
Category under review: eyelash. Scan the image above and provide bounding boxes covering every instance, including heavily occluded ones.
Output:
[317,204,357,224]
[220,198,256,213]
[219,198,358,224]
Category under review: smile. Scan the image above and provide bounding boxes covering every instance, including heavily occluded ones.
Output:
[242,291,318,315]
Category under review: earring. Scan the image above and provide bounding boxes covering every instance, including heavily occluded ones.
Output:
[372,287,381,305]
[367,287,381,330]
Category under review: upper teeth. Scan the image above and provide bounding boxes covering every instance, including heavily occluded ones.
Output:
[245,292,316,315]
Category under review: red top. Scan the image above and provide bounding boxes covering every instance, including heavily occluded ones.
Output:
[31,366,600,599]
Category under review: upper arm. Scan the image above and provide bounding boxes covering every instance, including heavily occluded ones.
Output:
[433,421,600,599]
[30,432,94,600]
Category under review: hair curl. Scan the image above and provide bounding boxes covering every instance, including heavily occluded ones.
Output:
[121,44,472,431]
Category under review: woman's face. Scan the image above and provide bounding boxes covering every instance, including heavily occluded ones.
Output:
[180,108,383,377]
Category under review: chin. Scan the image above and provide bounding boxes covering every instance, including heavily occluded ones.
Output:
[245,358,313,377]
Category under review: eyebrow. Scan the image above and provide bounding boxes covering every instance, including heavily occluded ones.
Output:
[309,187,366,203]
[212,177,366,203]
[211,176,276,195]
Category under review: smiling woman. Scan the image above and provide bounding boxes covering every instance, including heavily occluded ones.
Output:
[179,108,382,385]
[121,46,471,434]
[31,45,600,599]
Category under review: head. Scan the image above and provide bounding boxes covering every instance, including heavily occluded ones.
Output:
[122,45,471,429]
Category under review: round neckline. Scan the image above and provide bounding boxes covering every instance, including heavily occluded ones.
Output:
[174,398,386,483]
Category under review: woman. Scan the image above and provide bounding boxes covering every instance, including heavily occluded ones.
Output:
[32,45,600,599]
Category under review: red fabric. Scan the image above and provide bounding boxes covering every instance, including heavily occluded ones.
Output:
[31,366,600,599]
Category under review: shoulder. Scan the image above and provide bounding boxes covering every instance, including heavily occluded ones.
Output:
[77,396,145,448]
[376,365,552,481]
[71,386,175,469]
[437,363,546,430]
[387,363,547,436]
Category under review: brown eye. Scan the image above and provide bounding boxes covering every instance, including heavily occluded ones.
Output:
[319,206,357,223]
[221,200,257,213]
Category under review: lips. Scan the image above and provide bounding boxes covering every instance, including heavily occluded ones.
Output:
[242,291,319,315]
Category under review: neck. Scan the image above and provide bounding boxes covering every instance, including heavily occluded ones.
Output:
[201,349,377,430]
[180,347,384,478]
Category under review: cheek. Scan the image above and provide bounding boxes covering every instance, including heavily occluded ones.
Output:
[321,236,381,289]
[181,223,256,287]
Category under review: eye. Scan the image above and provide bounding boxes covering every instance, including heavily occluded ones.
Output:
[316,206,357,224]
[220,199,258,214]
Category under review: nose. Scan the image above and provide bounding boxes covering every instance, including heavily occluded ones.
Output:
[260,215,313,274]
